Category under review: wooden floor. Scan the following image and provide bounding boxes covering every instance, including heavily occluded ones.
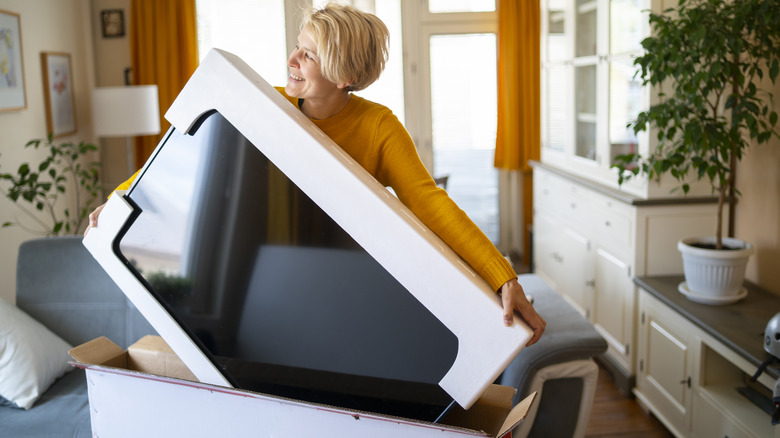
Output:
[585,365,674,438]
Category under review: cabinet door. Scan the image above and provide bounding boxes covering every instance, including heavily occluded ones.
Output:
[593,247,632,368]
[560,227,593,318]
[637,291,693,437]
[540,0,653,193]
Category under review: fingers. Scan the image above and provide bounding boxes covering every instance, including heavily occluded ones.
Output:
[84,203,106,237]
[502,292,514,327]
[500,279,547,347]
[525,317,546,347]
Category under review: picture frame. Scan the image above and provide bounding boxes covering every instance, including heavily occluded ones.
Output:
[41,51,76,137]
[101,9,125,38]
[0,9,27,111]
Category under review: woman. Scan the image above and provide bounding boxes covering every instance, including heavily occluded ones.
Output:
[87,3,545,346]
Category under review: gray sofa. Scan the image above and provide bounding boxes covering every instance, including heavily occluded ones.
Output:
[1,236,606,437]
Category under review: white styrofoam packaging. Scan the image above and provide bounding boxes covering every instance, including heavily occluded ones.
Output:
[70,336,535,438]
[81,48,536,437]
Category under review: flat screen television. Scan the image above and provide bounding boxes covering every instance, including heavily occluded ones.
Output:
[115,110,458,421]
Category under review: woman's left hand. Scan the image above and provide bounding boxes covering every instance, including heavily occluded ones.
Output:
[500,278,546,347]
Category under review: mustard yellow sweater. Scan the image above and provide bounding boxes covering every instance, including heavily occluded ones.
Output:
[115,88,517,291]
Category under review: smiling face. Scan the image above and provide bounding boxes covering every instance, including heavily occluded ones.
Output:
[285,26,347,107]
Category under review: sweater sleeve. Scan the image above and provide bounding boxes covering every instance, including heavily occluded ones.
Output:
[108,170,141,198]
[372,113,517,291]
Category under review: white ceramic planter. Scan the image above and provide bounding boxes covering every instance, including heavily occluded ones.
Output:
[677,237,754,303]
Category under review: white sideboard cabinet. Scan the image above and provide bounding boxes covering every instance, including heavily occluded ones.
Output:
[532,164,719,390]
[635,277,779,438]
[536,0,723,391]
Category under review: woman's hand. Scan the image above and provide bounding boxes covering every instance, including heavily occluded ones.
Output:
[83,203,106,237]
[501,278,546,347]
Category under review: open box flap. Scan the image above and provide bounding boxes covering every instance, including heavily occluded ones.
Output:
[497,392,537,437]
[69,336,126,369]
[441,386,536,437]
[126,335,198,381]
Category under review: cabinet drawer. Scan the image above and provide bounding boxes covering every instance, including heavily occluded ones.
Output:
[588,194,632,248]
[594,209,631,248]
[550,179,596,224]
[534,171,566,212]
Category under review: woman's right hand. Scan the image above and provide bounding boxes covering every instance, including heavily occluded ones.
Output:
[83,203,106,237]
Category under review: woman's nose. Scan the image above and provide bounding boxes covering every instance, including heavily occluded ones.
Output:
[288,49,301,67]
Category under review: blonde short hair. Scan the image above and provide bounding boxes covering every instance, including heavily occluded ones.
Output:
[302,3,389,92]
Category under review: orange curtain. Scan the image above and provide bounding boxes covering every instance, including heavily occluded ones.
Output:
[495,0,540,265]
[130,0,199,169]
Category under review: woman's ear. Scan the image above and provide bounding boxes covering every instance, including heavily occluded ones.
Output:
[336,80,352,90]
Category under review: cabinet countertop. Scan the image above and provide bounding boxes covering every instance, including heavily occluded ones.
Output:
[635,276,780,380]
[530,160,720,207]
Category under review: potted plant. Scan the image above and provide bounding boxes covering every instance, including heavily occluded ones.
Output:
[0,134,102,236]
[613,0,780,303]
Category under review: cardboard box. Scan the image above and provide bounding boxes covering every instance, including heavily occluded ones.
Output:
[70,336,535,437]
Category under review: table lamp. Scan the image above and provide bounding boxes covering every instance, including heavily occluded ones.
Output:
[92,85,161,176]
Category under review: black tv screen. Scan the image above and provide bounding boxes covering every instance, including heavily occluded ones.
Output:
[116,111,459,421]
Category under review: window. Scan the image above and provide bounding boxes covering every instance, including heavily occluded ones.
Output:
[428,0,495,13]
[196,0,288,86]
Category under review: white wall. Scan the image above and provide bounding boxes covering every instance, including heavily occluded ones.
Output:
[735,79,780,295]
[91,0,133,193]
[0,0,95,304]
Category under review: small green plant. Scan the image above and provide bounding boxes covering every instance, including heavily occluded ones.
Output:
[613,0,780,249]
[146,271,192,302]
[0,134,102,235]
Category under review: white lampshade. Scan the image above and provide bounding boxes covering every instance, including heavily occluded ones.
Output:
[92,85,161,137]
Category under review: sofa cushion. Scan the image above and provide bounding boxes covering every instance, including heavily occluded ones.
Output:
[0,369,91,437]
[0,297,73,409]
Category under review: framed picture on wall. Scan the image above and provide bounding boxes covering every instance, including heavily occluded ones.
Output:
[101,9,125,38]
[0,9,27,111]
[41,51,76,137]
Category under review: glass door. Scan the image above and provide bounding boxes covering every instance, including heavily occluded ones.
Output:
[608,0,646,166]
[429,33,499,241]
[542,0,569,154]
[574,0,599,162]
[405,2,501,244]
